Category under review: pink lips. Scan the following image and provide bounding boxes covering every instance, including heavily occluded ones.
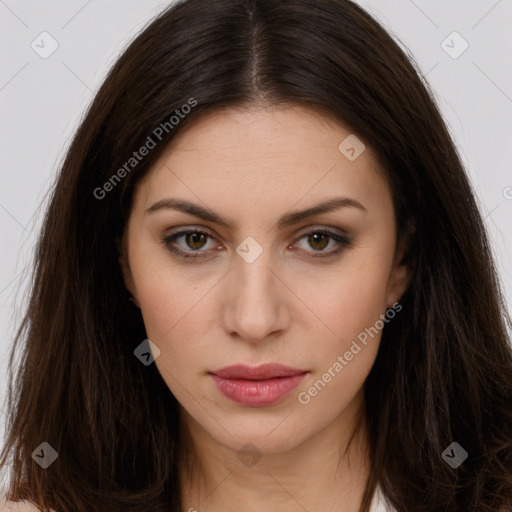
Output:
[209,364,308,407]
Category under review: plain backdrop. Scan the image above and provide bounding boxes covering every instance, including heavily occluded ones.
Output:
[1,0,511,448]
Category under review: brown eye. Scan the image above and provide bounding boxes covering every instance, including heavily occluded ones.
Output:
[163,230,219,259]
[307,233,330,251]
[294,229,350,258]
[185,232,208,250]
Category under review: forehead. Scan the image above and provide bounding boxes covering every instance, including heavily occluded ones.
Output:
[133,105,391,221]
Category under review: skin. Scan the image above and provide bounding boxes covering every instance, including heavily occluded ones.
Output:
[120,104,410,512]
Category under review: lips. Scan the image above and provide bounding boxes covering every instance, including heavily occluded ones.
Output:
[211,363,307,380]
[209,364,308,407]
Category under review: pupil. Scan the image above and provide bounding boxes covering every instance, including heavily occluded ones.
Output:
[188,233,206,249]
[310,233,328,250]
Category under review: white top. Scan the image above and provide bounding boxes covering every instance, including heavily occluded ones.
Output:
[1,487,394,511]
[370,486,394,511]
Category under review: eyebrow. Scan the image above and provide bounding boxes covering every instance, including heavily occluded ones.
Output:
[145,196,367,228]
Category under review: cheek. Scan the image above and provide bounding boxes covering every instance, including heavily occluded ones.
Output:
[128,247,211,365]
[135,272,213,403]
[295,276,388,415]
[294,253,392,348]
[292,249,392,399]
[137,277,211,356]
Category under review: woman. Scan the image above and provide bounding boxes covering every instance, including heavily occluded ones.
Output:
[1,0,511,511]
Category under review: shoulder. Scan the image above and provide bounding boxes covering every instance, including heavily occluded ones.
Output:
[0,496,45,511]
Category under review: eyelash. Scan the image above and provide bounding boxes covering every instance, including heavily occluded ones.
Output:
[162,228,350,261]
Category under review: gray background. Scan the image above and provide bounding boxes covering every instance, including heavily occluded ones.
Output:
[1,0,511,449]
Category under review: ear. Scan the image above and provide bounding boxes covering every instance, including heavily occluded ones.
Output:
[117,235,140,308]
[385,221,414,308]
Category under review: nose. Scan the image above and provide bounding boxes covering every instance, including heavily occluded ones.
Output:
[221,250,290,344]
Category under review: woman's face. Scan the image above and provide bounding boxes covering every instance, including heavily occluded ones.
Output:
[121,105,409,454]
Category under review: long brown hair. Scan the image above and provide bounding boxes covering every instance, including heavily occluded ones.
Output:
[2,0,511,510]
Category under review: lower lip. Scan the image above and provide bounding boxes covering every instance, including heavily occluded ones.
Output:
[210,373,307,407]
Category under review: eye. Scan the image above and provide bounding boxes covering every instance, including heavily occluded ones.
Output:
[163,227,350,261]
[292,228,350,257]
[163,229,220,259]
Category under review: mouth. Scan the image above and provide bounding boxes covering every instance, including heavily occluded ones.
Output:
[209,364,308,407]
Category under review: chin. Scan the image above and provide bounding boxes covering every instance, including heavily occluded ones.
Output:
[182,399,311,454]
[217,425,308,456]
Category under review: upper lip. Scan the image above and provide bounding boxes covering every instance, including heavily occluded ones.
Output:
[210,364,308,380]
